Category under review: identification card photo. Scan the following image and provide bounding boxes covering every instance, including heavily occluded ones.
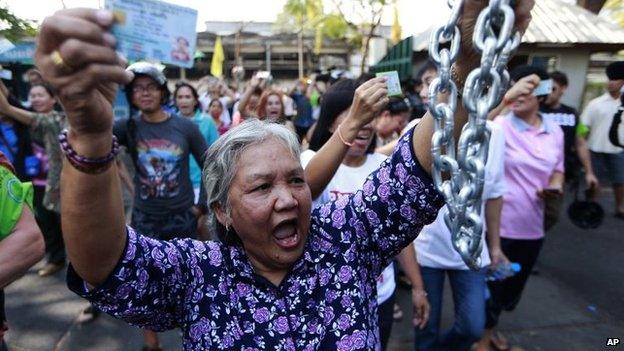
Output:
[375,71,403,96]
[105,0,198,68]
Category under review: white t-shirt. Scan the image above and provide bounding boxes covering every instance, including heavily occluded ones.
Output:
[580,93,623,154]
[415,121,507,270]
[301,150,396,304]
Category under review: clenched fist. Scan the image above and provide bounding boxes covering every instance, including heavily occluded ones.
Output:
[35,9,133,156]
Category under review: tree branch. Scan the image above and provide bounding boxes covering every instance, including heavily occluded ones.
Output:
[330,0,360,31]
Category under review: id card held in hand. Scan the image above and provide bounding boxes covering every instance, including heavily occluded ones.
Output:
[105,0,198,68]
[375,71,403,97]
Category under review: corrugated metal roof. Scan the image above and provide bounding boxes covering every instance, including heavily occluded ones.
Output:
[526,0,624,44]
[413,0,624,51]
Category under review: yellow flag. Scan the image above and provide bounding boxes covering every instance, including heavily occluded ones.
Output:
[391,1,402,45]
[211,36,224,77]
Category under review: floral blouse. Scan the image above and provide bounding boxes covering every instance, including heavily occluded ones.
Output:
[67,129,444,350]
[31,111,66,213]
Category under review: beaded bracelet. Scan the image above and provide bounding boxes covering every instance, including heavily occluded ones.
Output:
[58,129,120,174]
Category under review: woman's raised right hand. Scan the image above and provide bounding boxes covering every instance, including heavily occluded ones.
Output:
[503,74,540,103]
[35,9,133,154]
[346,77,389,129]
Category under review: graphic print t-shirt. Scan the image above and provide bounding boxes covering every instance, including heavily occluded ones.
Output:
[114,115,207,215]
[540,103,579,173]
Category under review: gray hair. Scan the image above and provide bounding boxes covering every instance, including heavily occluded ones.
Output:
[202,118,301,243]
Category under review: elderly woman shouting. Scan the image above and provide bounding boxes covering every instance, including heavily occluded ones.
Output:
[35,2,533,350]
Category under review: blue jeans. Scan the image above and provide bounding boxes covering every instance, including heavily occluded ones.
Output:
[414,267,486,351]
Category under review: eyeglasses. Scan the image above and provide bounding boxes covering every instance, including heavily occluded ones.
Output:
[132,83,160,94]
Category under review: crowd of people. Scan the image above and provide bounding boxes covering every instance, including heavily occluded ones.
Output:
[0,1,623,351]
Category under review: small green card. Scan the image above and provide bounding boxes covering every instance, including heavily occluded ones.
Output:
[375,71,403,96]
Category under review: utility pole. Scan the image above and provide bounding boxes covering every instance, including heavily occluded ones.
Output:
[298,30,304,79]
[233,22,246,92]
[266,42,272,73]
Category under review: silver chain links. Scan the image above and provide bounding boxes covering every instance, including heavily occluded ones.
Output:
[428,0,520,269]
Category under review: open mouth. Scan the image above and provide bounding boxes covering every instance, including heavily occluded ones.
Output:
[272,219,300,250]
[355,134,370,141]
[352,130,373,146]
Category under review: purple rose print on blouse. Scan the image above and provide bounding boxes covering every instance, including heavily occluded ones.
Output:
[274,316,290,334]
[377,183,391,201]
[208,249,222,266]
[362,179,375,197]
[319,203,331,218]
[395,163,408,183]
[337,313,352,330]
[66,128,443,350]
[332,209,347,229]
[338,265,353,283]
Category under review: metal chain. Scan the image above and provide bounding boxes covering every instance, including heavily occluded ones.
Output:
[428,0,520,269]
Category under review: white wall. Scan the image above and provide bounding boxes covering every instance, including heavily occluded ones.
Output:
[368,38,388,66]
[556,50,590,111]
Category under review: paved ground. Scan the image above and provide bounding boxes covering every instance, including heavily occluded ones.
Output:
[388,189,624,351]
[3,191,623,351]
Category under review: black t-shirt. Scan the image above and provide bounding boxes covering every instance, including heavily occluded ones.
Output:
[114,114,208,215]
[540,103,579,177]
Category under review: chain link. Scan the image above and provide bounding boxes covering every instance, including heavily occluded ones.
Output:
[428,0,519,269]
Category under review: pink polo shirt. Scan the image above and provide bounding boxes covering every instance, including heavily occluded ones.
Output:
[496,113,564,240]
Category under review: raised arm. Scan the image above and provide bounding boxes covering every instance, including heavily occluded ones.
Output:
[487,74,540,120]
[237,76,262,117]
[304,78,388,198]
[0,86,35,126]
[34,8,134,286]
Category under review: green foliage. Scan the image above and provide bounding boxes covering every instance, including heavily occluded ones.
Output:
[275,0,353,55]
[0,6,37,42]
[276,0,325,33]
[274,0,389,65]
[322,14,349,39]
